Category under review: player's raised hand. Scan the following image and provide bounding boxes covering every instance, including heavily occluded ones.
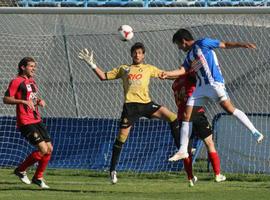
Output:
[78,48,97,69]
[244,43,256,49]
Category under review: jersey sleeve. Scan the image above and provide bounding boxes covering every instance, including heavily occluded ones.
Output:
[4,79,21,97]
[182,58,190,71]
[105,66,123,80]
[150,65,162,78]
[200,38,220,49]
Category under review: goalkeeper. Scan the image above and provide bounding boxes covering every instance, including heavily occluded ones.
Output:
[172,73,226,186]
[79,42,181,184]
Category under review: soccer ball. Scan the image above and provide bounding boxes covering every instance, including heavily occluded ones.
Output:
[118,25,134,41]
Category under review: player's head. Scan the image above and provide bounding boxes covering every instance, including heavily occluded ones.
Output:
[130,42,145,64]
[172,29,194,52]
[18,57,36,77]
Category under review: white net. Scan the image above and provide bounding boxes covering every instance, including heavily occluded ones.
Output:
[214,114,270,173]
[0,9,269,173]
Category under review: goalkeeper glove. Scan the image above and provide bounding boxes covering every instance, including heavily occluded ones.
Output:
[78,48,97,69]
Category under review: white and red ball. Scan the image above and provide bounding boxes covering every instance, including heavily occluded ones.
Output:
[118,25,134,41]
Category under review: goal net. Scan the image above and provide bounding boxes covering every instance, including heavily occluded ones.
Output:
[213,113,270,173]
[0,8,269,173]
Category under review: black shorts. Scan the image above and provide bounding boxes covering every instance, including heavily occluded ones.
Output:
[19,122,51,145]
[191,113,213,140]
[120,102,161,128]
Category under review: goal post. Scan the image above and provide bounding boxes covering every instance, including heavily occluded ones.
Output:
[0,8,269,173]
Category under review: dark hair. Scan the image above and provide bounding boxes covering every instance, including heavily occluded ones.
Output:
[172,29,194,44]
[18,57,35,75]
[130,42,145,55]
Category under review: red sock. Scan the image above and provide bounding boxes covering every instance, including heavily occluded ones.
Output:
[183,155,193,180]
[34,153,51,179]
[208,152,220,175]
[18,151,43,172]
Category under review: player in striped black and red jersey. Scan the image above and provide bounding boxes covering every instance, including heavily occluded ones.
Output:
[172,73,225,186]
[3,57,52,189]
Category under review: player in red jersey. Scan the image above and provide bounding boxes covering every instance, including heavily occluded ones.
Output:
[172,73,226,186]
[3,57,52,189]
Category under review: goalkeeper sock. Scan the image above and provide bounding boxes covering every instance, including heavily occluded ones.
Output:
[208,152,220,175]
[178,121,192,153]
[18,151,43,172]
[110,139,124,172]
[34,153,51,179]
[183,155,193,180]
[233,109,257,134]
[169,119,180,149]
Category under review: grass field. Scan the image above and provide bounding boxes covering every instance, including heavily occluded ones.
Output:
[1,168,270,200]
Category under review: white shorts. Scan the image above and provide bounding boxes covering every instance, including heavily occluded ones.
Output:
[186,82,229,107]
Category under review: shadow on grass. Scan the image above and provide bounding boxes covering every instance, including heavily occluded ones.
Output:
[0,187,110,193]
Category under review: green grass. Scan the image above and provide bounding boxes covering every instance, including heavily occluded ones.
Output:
[1,168,270,200]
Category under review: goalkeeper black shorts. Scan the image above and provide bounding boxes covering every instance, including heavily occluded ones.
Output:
[119,101,161,128]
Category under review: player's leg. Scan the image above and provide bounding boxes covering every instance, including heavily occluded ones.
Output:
[31,141,52,188]
[169,105,203,161]
[220,99,264,143]
[183,137,198,187]
[34,142,52,181]
[15,124,45,185]
[109,126,131,184]
[30,123,52,188]
[109,103,137,184]
[203,136,226,182]
[151,106,180,148]
[151,103,193,159]
[169,86,209,161]
[193,113,226,182]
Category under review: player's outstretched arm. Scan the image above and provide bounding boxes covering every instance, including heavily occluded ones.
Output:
[160,66,186,79]
[220,41,256,49]
[78,48,106,80]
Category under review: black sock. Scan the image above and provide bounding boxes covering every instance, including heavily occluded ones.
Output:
[169,119,180,149]
[110,139,124,172]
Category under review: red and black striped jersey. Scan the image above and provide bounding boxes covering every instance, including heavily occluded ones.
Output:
[5,76,42,126]
[172,74,204,121]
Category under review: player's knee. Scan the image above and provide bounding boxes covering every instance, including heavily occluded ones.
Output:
[167,112,177,123]
[220,100,235,114]
[205,140,215,152]
[113,138,125,150]
[117,133,128,143]
[39,143,53,155]
[47,145,53,154]
[39,147,48,155]
[182,112,191,121]
[225,108,234,115]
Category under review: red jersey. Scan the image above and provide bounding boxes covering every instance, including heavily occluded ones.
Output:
[172,74,204,120]
[5,76,42,126]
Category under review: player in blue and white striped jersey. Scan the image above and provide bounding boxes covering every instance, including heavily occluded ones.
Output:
[161,29,264,162]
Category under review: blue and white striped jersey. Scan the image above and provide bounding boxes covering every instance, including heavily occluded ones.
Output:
[182,38,224,86]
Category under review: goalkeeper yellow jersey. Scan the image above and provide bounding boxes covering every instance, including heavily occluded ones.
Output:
[105,63,163,104]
